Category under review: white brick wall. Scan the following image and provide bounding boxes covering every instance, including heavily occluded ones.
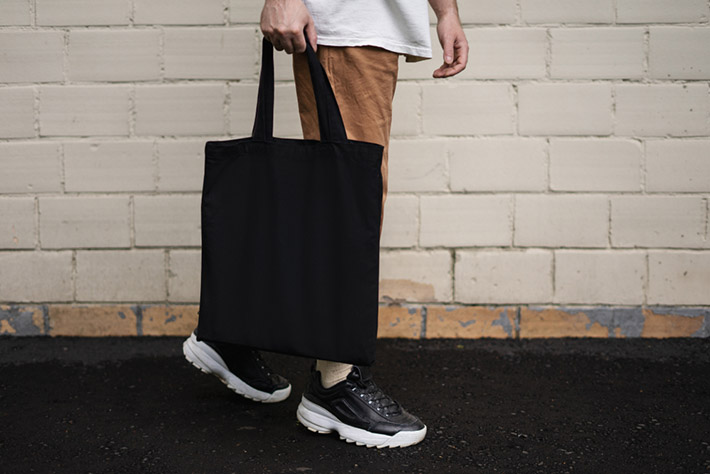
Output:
[1,1,708,309]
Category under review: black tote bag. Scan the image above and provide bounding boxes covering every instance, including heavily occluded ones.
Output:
[195,36,384,366]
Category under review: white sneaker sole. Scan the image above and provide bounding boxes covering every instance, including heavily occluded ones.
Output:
[296,396,427,449]
[183,333,291,403]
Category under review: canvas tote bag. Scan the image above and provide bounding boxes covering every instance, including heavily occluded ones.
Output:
[195,36,384,366]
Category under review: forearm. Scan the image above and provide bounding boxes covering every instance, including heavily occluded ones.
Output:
[428,0,459,20]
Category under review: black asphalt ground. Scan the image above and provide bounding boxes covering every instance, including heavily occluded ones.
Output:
[1,337,709,473]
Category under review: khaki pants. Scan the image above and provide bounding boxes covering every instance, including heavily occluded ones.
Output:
[292,46,400,237]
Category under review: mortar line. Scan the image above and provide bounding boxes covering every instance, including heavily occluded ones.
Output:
[420,305,427,339]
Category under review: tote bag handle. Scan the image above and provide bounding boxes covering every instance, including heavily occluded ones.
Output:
[251,32,348,143]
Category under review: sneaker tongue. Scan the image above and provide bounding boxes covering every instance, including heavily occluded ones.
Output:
[349,365,373,383]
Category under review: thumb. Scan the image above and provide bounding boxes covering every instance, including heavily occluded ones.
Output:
[443,38,454,65]
[305,19,317,52]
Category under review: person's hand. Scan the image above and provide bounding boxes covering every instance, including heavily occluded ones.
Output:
[432,14,468,78]
[260,0,317,53]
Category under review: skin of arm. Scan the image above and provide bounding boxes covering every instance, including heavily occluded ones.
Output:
[428,0,468,77]
[260,0,468,78]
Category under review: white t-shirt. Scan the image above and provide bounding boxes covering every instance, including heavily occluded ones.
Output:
[303,0,432,62]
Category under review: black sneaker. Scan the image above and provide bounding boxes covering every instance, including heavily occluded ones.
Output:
[183,331,291,403]
[296,364,427,448]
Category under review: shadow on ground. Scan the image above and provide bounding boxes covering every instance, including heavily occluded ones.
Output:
[1,337,709,473]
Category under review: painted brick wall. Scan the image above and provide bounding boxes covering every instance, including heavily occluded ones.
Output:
[1,0,709,338]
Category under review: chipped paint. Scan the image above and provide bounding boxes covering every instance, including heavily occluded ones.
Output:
[520,308,608,338]
[48,305,137,336]
[0,305,46,336]
[491,308,515,338]
[642,308,708,337]
[141,305,198,336]
[377,306,421,338]
[426,306,515,338]
[521,307,646,338]
[1,319,17,334]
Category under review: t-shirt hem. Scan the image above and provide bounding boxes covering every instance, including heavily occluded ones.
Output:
[315,35,432,61]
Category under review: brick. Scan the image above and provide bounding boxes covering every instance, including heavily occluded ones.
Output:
[554,250,646,304]
[229,82,300,137]
[64,141,155,192]
[550,139,641,192]
[641,307,707,337]
[164,28,256,80]
[0,198,35,249]
[551,27,644,79]
[387,139,447,192]
[449,138,547,192]
[0,31,64,83]
[381,195,418,248]
[0,142,61,193]
[391,83,420,136]
[0,251,73,302]
[229,0,262,23]
[134,195,201,247]
[48,304,137,336]
[646,140,710,192]
[39,196,130,249]
[168,250,200,302]
[272,83,302,138]
[68,30,160,81]
[36,0,128,25]
[422,83,514,135]
[0,0,31,25]
[157,140,205,192]
[460,27,547,79]
[426,305,516,338]
[648,252,710,305]
[273,47,297,82]
[422,82,513,135]
[142,305,198,336]
[518,83,612,136]
[133,0,224,25]
[0,87,34,138]
[520,0,614,23]
[455,250,553,304]
[616,0,709,23]
[229,83,259,136]
[520,307,614,338]
[420,195,512,247]
[377,305,422,338]
[611,196,706,248]
[40,86,129,137]
[650,27,710,80]
[135,85,225,136]
[76,250,166,302]
[456,0,516,24]
[514,195,608,247]
[615,84,709,137]
[379,250,452,302]
[0,305,45,336]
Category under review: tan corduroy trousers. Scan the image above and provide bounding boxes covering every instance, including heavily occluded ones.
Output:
[292,45,400,237]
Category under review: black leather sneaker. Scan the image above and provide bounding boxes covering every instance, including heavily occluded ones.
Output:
[296,364,427,448]
[183,331,291,403]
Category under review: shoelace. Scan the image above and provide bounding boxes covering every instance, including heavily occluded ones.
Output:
[355,378,402,416]
[250,349,275,378]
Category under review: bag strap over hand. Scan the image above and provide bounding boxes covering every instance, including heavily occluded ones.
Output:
[252,30,348,143]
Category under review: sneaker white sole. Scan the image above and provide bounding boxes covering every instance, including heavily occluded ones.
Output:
[296,396,427,449]
[183,333,291,403]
